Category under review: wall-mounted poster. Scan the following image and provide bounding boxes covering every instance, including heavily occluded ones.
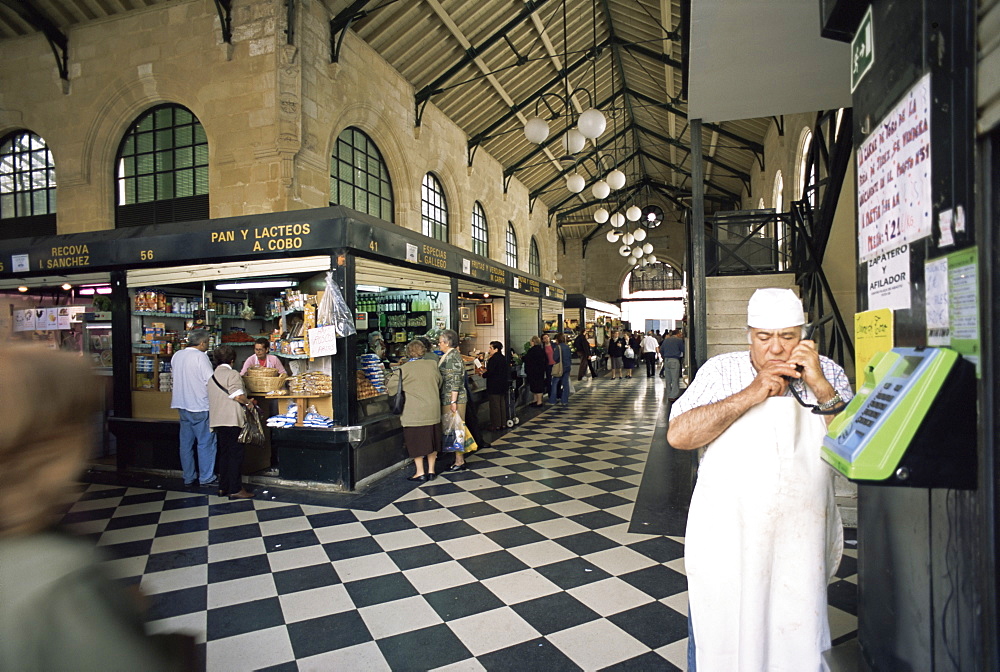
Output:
[475,303,493,326]
[856,73,932,263]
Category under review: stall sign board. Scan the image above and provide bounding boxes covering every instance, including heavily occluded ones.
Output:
[307,325,338,357]
[856,73,932,263]
[511,274,542,296]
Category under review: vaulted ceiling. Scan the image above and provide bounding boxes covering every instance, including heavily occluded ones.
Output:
[0,0,778,243]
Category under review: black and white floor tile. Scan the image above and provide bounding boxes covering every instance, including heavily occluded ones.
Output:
[64,375,858,671]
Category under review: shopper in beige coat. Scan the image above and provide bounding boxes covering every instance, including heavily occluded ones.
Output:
[388,339,443,481]
[208,345,255,499]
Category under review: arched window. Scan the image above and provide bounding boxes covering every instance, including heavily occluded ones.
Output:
[0,130,56,238]
[505,222,518,268]
[529,237,540,276]
[116,104,208,227]
[330,127,393,221]
[421,173,448,242]
[628,262,683,293]
[471,201,488,257]
[772,170,784,214]
[797,129,816,207]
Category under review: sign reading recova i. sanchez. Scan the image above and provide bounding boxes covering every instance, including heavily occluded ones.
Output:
[856,73,932,263]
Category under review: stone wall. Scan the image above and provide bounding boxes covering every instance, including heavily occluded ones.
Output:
[0,0,554,275]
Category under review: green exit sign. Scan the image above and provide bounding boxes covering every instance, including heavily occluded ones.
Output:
[851,5,874,92]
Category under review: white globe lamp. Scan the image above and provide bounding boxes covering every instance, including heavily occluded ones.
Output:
[618,245,632,257]
[606,230,621,243]
[633,228,647,242]
[606,169,626,190]
[629,255,640,265]
[626,205,642,221]
[562,128,586,154]
[524,117,549,144]
[632,247,644,258]
[577,108,607,139]
[622,233,634,245]
[565,172,585,193]
[591,180,611,200]
[593,207,609,223]
[648,255,657,265]
[642,242,654,255]
[610,213,626,228]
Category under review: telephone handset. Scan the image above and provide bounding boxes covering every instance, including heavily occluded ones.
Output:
[782,324,839,413]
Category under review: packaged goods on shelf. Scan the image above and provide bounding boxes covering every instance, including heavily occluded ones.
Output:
[355,371,380,400]
[287,371,333,395]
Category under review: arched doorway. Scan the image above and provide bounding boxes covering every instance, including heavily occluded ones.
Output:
[620,262,685,333]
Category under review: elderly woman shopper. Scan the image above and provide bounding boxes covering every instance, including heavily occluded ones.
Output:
[438,329,471,471]
[623,330,640,379]
[607,329,626,380]
[482,341,509,430]
[548,333,573,406]
[389,339,442,481]
[523,335,548,407]
[208,345,255,499]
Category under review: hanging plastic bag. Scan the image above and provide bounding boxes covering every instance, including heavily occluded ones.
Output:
[442,410,466,453]
[318,271,356,337]
[238,405,266,448]
[462,421,478,454]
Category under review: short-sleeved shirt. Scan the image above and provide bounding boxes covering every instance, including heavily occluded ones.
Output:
[669,350,853,422]
[170,346,213,412]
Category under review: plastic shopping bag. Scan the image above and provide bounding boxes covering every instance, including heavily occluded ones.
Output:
[442,411,466,453]
[318,271,357,337]
[463,422,478,454]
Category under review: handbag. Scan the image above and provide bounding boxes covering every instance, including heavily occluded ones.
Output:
[551,348,564,378]
[390,371,405,414]
[238,405,265,447]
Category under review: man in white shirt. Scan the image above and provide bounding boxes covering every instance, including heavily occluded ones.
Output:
[668,289,852,671]
[170,330,217,486]
[640,331,660,378]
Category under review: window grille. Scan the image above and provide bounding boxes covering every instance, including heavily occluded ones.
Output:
[330,127,393,222]
[529,237,540,276]
[629,262,682,292]
[421,173,448,242]
[1,131,55,220]
[505,222,518,268]
[471,202,489,257]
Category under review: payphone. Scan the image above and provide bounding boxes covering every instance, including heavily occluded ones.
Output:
[821,346,976,489]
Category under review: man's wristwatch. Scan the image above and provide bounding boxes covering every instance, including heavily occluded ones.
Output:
[816,392,844,411]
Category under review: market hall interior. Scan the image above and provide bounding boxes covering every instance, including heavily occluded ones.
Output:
[0,0,998,670]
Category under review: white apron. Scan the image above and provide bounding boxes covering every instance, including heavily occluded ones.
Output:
[685,397,843,672]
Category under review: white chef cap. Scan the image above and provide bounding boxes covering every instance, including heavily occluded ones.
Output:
[747,288,805,329]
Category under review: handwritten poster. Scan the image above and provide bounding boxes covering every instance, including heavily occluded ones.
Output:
[947,248,979,370]
[857,73,932,262]
[866,243,911,310]
[307,325,338,357]
[854,308,894,385]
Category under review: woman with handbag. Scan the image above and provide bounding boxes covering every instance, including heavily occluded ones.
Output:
[437,329,470,471]
[607,329,626,380]
[523,335,548,408]
[548,333,573,405]
[482,341,508,430]
[388,339,442,481]
[207,345,255,499]
[623,331,640,379]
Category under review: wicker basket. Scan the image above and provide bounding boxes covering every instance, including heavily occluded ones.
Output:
[244,374,287,394]
[245,366,280,378]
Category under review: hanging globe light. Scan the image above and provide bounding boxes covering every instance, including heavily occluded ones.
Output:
[565,172,585,193]
[562,128,586,154]
[593,207,609,223]
[606,230,621,243]
[606,169,626,190]
[591,180,611,200]
[642,242,654,255]
[647,255,657,265]
[623,233,635,245]
[524,116,550,143]
[618,244,632,257]
[610,213,626,228]
[632,247,644,258]
[554,271,563,281]
[629,255,640,265]
[577,108,607,139]
[626,205,642,221]
[633,228,647,242]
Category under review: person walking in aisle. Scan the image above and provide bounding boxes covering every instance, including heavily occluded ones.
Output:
[523,336,548,407]
[482,341,509,431]
[623,331,641,379]
[573,330,593,381]
[548,333,573,405]
[660,329,685,400]
[607,329,626,379]
[641,330,660,378]
[170,330,217,487]
[542,333,554,391]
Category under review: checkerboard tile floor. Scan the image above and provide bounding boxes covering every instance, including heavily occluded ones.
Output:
[65,375,858,671]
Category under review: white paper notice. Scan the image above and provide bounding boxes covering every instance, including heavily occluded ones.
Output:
[955,205,966,233]
[925,257,949,346]
[866,243,911,310]
[949,259,978,342]
[938,209,954,247]
[307,325,338,357]
[857,73,932,262]
[405,243,418,263]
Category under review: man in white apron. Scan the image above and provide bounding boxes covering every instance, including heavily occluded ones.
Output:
[667,288,853,672]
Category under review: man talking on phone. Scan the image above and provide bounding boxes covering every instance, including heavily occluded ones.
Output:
[667,288,852,671]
